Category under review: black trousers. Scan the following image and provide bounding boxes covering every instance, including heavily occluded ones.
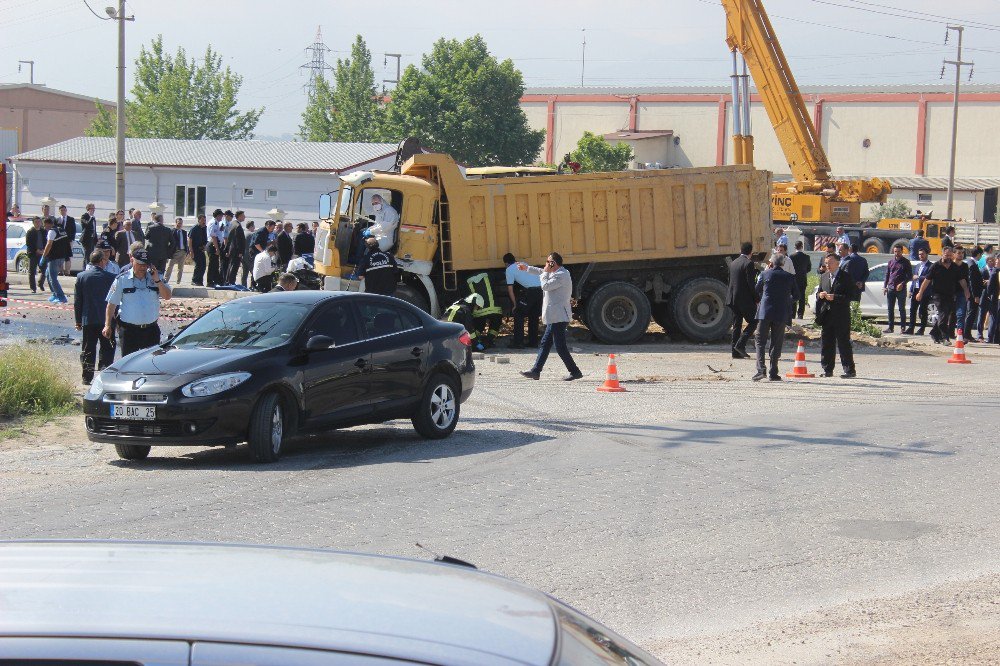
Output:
[821,315,855,373]
[225,254,243,286]
[207,249,221,286]
[930,295,955,342]
[512,287,542,346]
[241,251,255,288]
[81,324,115,382]
[28,253,43,291]
[120,322,161,357]
[729,306,757,352]
[152,258,167,274]
[82,241,95,266]
[795,280,807,318]
[908,292,928,332]
[192,249,206,286]
[964,299,980,337]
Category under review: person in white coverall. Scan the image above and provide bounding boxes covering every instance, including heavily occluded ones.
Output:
[365,194,400,252]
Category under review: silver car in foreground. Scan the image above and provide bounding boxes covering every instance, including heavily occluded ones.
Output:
[0,541,662,665]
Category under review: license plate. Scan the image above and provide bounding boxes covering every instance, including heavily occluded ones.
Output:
[110,404,156,420]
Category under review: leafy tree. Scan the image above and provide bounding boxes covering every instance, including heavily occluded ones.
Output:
[298,75,336,142]
[85,104,116,137]
[869,199,912,222]
[86,36,262,140]
[569,132,633,173]
[383,35,544,166]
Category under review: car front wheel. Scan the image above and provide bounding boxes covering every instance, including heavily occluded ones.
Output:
[114,443,151,460]
[412,373,460,439]
[248,392,285,463]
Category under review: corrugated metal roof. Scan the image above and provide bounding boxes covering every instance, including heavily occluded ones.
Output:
[833,175,1000,191]
[524,84,1000,96]
[9,137,398,172]
[0,83,114,106]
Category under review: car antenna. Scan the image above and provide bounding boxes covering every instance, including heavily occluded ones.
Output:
[415,542,477,569]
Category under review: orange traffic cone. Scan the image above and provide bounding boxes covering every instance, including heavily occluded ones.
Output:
[785,340,816,378]
[948,329,972,364]
[597,354,628,392]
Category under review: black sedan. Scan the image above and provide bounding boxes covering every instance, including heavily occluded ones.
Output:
[83,291,476,463]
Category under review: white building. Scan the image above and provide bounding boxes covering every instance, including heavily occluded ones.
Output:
[7,137,397,223]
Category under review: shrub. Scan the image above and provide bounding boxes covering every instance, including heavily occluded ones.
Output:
[0,345,78,418]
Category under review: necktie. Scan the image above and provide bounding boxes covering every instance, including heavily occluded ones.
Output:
[127,231,133,246]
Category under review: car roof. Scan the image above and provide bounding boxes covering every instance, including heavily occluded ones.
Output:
[0,541,557,665]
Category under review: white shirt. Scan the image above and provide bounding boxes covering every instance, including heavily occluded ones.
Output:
[370,203,400,252]
[252,252,275,281]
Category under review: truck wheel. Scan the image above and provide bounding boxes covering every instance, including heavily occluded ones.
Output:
[15,254,29,274]
[584,281,651,345]
[890,239,908,253]
[863,238,886,254]
[393,283,430,313]
[670,277,732,342]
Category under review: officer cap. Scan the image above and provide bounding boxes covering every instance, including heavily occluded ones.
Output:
[96,240,112,249]
[132,249,150,265]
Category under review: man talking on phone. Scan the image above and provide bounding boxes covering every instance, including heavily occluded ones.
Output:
[103,248,173,356]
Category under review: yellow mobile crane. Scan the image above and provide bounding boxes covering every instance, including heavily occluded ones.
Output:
[721,0,892,225]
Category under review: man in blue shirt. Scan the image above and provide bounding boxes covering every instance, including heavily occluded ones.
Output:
[74,250,117,384]
[503,253,542,348]
[908,230,931,260]
[836,226,851,246]
[103,249,173,356]
[206,209,226,287]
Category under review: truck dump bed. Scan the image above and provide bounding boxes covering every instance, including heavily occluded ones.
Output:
[405,155,772,270]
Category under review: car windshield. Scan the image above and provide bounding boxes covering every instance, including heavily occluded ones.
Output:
[339,184,354,217]
[171,302,309,349]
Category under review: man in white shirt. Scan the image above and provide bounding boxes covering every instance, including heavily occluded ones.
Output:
[252,247,277,292]
[366,194,400,252]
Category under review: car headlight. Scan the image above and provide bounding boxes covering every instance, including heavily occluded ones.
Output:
[181,372,251,398]
[85,374,105,400]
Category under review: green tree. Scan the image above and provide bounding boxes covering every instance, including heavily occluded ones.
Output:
[86,36,262,140]
[869,199,912,222]
[85,104,116,137]
[383,35,544,166]
[298,75,336,142]
[569,132,633,173]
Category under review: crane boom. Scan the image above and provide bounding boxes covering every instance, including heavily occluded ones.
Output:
[720,0,891,223]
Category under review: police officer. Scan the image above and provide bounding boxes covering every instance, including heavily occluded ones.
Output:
[444,293,487,351]
[75,250,117,384]
[103,248,172,356]
[503,253,542,348]
[96,239,120,275]
[206,209,226,287]
[356,236,400,296]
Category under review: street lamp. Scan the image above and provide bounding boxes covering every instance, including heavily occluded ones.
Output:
[149,201,165,220]
[39,195,57,218]
[105,2,134,213]
[266,208,286,222]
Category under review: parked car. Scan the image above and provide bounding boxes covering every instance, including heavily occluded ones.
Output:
[808,261,937,323]
[7,220,85,274]
[0,541,663,665]
[83,291,476,462]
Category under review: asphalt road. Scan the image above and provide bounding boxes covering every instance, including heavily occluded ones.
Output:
[3,284,1000,663]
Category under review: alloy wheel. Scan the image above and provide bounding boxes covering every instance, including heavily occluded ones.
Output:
[429,384,456,430]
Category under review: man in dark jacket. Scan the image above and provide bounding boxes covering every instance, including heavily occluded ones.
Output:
[276,222,294,270]
[789,241,812,319]
[144,214,175,273]
[189,214,208,286]
[293,222,315,256]
[25,216,46,293]
[841,243,869,302]
[908,230,931,260]
[752,254,797,381]
[356,237,399,296]
[816,252,857,378]
[79,203,98,265]
[224,213,246,286]
[56,205,76,274]
[74,250,117,384]
[726,242,758,359]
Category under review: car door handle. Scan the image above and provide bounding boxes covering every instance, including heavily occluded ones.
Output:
[355,358,368,368]
[411,347,422,357]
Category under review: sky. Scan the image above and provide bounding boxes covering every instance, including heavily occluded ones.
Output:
[2,0,1000,137]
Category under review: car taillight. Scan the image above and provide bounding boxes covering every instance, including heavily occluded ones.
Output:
[458,332,472,347]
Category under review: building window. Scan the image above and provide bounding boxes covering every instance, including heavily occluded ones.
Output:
[243,187,255,200]
[266,188,278,201]
[917,193,933,206]
[175,185,207,218]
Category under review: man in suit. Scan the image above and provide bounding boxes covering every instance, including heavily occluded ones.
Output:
[985,260,1000,344]
[189,214,208,286]
[726,242,758,359]
[276,222,294,270]
[56,204,76,275]
[977,255,996,341]
[752,254,796,381]
[816,252,857,378]
[115,218,140,262]
[164,217,191,284]
[841,243,869,302]
[130,209,145,237]
[79,203,98,266]
[904,248,932,335]
[224,212,246,286]
[145,214,175,274]
[789,240,812,319]
[74,250,117,384]
[293,222,314,256]
[25,216,45,293]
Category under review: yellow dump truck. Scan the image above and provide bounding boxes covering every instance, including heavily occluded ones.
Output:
[314,150,771,344]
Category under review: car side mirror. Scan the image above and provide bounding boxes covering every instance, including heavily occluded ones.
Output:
[305,335,334,351]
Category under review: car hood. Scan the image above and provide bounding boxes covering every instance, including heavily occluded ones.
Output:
[111,346,267,377]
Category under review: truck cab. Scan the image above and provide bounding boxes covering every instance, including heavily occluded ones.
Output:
[875,217,943,255]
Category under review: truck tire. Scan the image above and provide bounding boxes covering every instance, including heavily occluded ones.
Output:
[670,277,732,342]
[584,281,651,345]
[890,239,908,253]
[393,283,431,313]
[863,238,886,254]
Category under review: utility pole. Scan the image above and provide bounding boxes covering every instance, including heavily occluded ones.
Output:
[382,53,401,93]
[942,25,974,220]
[17,61,34,84]
[580,29,586,86]
[301,26,333,95]
[107,1,134,213]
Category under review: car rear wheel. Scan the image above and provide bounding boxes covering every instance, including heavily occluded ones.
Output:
[114,443,151,460]
[15,255,29,274]
[248,392,284,463]
[412,373,460,439]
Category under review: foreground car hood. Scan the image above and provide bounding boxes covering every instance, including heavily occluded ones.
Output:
[111,347,267,377]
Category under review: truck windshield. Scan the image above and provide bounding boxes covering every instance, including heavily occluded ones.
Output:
[338,185,354,217]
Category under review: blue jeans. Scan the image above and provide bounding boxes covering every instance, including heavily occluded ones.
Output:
[530,322,581,376]
[46,259,66,301]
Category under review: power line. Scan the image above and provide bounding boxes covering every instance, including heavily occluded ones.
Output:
[823,0,1000,32]
[804,0,1000,32]
[300,25,333,96]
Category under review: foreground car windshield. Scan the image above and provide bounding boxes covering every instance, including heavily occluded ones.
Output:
[172,302,309,349]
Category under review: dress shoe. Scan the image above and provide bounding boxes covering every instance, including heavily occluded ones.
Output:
[751,371,766,382]
[841,370,857,379]
[822,371,834,377]
[883,326,894,333]
[916,328,925,335]
[902,328,914,334]
[563,372,583,381]
[520,370,540,380]
[733,348,750,359]
[768,374,782,382]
